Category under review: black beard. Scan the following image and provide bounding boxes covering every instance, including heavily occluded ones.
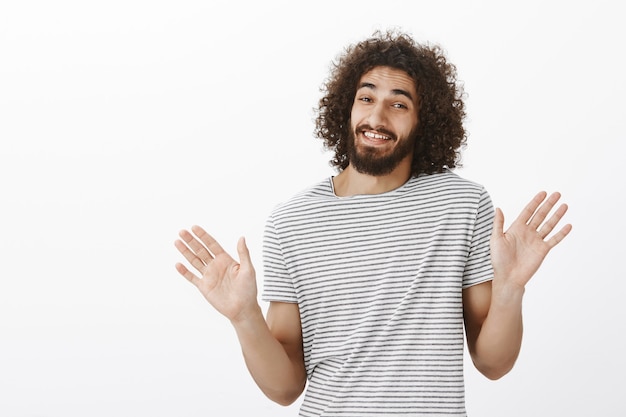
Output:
[347,127,415,176]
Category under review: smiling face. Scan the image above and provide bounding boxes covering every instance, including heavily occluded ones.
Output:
[347,66,420,176]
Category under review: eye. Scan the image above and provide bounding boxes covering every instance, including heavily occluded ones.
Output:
[392,102,408,109]
[358,96,373,103]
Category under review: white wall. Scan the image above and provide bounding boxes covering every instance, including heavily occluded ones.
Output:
[1,1,623,415]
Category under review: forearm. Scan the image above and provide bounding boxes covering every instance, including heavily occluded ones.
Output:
[471,283,525,380]
[231,307,306,405]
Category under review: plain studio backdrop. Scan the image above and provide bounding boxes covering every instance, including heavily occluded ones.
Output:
[1,1,624,416]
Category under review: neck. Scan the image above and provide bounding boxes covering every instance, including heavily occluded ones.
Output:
[332,163,412,197]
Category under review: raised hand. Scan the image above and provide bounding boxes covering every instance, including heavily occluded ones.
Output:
[174,225,258,323]
[490,191,572,289]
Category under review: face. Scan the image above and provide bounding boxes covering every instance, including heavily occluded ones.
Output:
[347,66,420,176]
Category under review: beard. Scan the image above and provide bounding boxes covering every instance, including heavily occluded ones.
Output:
[347,125,416,176]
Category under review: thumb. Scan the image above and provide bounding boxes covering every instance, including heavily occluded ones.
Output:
[236,236,253,268]
[492,207,505,238]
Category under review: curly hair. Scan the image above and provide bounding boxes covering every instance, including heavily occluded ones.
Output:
[314,29,467,176]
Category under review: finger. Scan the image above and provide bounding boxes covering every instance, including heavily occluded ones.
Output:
[491,207,505,238]
[545,223,573,249]
[179,229,214,263]
[174,239,207,273]
[528,192,562,230]
[537,202,569,238]
[515,191,547,226]
[237,236,252,268]
[191,225,227,257]
[175,262,201,287]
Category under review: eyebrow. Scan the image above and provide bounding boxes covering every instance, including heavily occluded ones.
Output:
[358,82,415,102]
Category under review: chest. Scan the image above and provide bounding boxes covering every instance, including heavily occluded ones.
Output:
[277,200,475,312]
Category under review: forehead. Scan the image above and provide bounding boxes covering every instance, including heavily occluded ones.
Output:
[358,66,417,95]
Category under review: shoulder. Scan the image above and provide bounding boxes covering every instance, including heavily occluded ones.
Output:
[268,177,334,218]
[414,170,485,189]
[406,170,489,200]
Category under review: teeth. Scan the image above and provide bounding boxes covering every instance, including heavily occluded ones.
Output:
[364,131,390,140]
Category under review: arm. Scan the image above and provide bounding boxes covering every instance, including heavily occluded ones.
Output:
[174,226,306,405]
[464,191,572,380]
[463,280,523,380]
[234,301,307,405]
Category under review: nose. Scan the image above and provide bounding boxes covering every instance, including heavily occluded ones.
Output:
[366,102,387,129]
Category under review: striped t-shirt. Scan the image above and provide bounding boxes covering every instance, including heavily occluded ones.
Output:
[262,171,494,417]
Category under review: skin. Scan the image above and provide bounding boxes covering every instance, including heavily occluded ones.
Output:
[334,66,419,194]
[174,66,572,405]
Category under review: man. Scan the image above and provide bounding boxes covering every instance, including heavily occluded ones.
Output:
[174,30,572,416]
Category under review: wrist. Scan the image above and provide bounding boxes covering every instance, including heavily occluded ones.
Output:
[491,280,525,306]
[230,303,264,329]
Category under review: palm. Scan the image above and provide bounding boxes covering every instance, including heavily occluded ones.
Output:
[175,225,258,322]
[490,192,572,288]
[199,251,256,317]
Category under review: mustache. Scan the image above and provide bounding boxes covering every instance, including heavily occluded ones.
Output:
[355,124,397,141]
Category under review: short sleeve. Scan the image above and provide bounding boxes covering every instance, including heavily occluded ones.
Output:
[462,187,495,288]
[261,214,298,303]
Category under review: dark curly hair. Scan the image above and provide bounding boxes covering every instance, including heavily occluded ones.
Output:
[314,29,467,176]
